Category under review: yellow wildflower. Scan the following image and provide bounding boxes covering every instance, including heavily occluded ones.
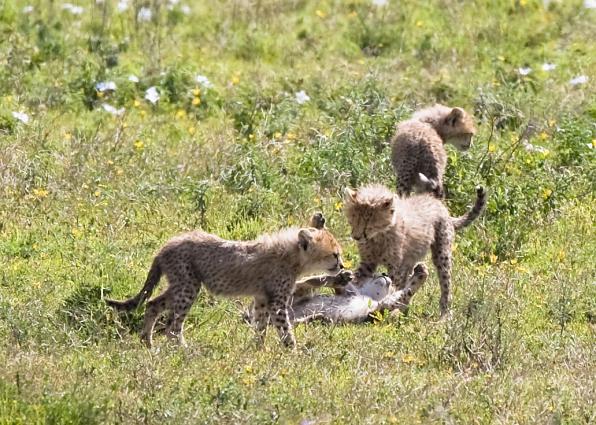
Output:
[510,258,518,265]
[106,160,114,165]
[176,109,186,119]
[94,190,100,197]
[334,201,343,211]
[557,250,566,262]
[358,59,365,65]
[134,140,145,150]
[64,132,72,141]
[548,119,556,127]
[231,75,240,85]
[33,188,49,199]
[188,126,196,135]
[273,131,282,139]
[133,99,141,107]
[488,143,496,153]
[520,0,527,6]
[402,354,416,364]
[315,9,326,18]
[415,20,424,27]
[343,259,353,269]
[539,132,548,141]
[192,97,201,106]
[497,55,505,62]
[542,188,552,199]
[248,133,255,140]
[192,87,201,96]
[489,254,498,264]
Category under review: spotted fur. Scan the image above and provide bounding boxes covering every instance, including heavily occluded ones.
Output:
[344,184,486,316]
[391,104,477,198]
[106,214,344,348]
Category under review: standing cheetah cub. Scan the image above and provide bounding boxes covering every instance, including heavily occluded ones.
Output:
[391,104,477,198]
[106,213,344,348]
[344,184,486,317]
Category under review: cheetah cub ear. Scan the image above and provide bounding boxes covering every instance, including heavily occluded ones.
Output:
[309,212,326,229]
[298,229,314,251]
[343,188,357,204]
[445,107,464,127]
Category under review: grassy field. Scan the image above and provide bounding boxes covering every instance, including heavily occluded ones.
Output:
[1,0,595,423]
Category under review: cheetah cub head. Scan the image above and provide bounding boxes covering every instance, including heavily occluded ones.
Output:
[298,213,344,276]
[437,106,476,151]
[415,104,477,151]
[343,185,395,242]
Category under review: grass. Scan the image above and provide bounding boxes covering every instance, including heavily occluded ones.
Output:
[1,0,595,423]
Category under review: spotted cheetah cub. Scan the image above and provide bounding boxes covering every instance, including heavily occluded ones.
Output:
[391,104,477,198]
[106,213,344,348]
[344,184,486,317]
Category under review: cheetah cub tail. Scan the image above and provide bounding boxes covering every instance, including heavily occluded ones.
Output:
[451,186,487,231]
[105,261,162,311]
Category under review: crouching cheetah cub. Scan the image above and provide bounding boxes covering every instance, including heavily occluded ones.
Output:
[391,104,477,198]
[106,213,344,348]
[344,184,487,317]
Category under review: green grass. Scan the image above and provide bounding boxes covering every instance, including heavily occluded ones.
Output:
[1,0,595,423]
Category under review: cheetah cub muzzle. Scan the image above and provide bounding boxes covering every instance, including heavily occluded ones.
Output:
[106,213,344,349]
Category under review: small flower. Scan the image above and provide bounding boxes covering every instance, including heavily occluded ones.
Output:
[144,86,160,104]
[231,75,240,85]
[295,90,310,104]
[415,20,424,27]
[569,75,588,86]
[117,0,129,13]
[175,109,186,119]
[133,140,144,150]
[33,188,49,198]
[62,3,84,15]
[22,5,34,13]
[538,132,548,141]
[372,0,388,6]
[489,254,498,264]
[343,259,354,269]
[192,97,201,106]
[334,201,343,211]
[542,188,552,199]
[128,75,139,83]
[402,354,416,364]
[518,67,532,76]
[181,5,191,15]
[588,139,596,149]
[64,132,72,141]
[557,250,566,262]
[101,103,125,116]
[497,55,505,62]
[94,190,101,197]
[188,126,196,135]
[273,131,282,139]
[195,74,213,89]
[541,63,556,71]
[584,0,596,9]
[95,81,117,92]
[137,7,152,22]
[509,258,518,265]
[488,143,496,153]
[12,111,30,124]
[133,99,141,107]
[315,9,327,18]
[192,87,201,96]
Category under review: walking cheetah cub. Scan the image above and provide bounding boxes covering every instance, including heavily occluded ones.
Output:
[106,213,344,348]
[344,184,486,317]
[391,104,477,198]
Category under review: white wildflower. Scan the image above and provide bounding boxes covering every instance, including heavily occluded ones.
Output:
[584,0,596,9]
[522,141,547,153]
[181,4,191,14]
[587,143,594,149]
[12,111,30,124]
[101,103,125,116]
[541,63,556,71]
[372,0,388,6]
[518,67,532,76]
[144,86,160,104]
[22,5,34,13]
[195,74,213,88]
[295,90,310,104]
[569,75,588,86]
[137,7,152,22]
[62,3,84,15]
[116,1,129,12]
[128,75,139,83]
[95,81,117,92]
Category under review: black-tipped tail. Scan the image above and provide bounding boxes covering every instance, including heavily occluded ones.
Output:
[105,261,162,311]
[452,186,487,231]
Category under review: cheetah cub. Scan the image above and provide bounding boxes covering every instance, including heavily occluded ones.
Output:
[344,184,486,317]
[106,213,344,348]
[391,104,477,198]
